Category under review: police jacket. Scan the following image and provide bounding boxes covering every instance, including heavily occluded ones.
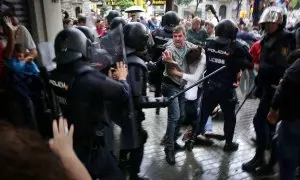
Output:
[151,28,173,62]
[204,37,253,86]
[258,29,295,86]
[271,58,300,121]
[49,60,130,147]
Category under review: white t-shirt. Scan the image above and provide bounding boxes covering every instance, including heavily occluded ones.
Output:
[15,25,36,50]
[182,52,206,101]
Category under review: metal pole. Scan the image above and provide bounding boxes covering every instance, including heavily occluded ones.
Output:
[169,66,226,102]
[165,0,173,12]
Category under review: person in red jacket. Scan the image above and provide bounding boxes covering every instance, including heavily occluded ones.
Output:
[250,40,261,71]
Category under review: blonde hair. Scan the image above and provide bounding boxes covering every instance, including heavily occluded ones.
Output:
[191,16,201,25]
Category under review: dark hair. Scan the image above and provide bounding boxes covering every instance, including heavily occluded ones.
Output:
[63,18,72,25]
[200,19,205,27]
[73,20,78,25]
[96,19,101,23]
[185,46,202,64]
[13,44,24,53]
[78,16,86,24]
[0,121,70,180]
[190,13,195,19]
[173,25,186,35]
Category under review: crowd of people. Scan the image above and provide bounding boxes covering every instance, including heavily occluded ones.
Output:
[0,3,299,180]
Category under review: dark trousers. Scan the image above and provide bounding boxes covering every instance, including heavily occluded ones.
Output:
[278,120,300,180]
[185,99,199,127]
[119,145,144,178]
[75,144,125,180]
[194,82,237,143]
[253,86,275,157]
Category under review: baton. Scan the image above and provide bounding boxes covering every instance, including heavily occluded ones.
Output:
[168,66,226,102]
[119,24,128,64]
[235,84,256,116]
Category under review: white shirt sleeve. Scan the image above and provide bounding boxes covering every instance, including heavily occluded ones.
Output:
[182,53,206,83]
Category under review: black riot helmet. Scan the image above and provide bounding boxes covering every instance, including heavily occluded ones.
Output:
[106,10,121,25]
[215,19,238,40]
[161,11,180,31]
[110,17,127,30]
[123,22,149,51]
[76,26,95,42]
[54,28,90,65]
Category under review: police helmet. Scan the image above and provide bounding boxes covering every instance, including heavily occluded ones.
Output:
[215,19,238,40]
[123,22,149,51]
[161,11,180,31]
[76,26,95,42]
[259,6,285,26]
[106,10,121,25]
[54,28,90,64]
[110,17,127,30]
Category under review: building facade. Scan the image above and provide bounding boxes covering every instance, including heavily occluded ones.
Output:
[176,0,250,23]
[61,0,92,18]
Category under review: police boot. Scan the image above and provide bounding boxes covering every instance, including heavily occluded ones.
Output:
[164,147,175,165]
[242,149,264,172]
[223,142,239,152]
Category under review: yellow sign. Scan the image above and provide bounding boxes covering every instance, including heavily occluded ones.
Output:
[239,10,248,18]
[105,0,116,6]
[152,0,166,5]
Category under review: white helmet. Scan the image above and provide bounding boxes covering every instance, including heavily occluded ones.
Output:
[259,6,284,25]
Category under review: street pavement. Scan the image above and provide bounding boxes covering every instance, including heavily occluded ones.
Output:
[114,91,279,180]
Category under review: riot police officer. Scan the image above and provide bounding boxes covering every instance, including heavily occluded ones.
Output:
[100,17,127,66]
[49,28,129,180]
[151,11,180,62]
[106,10,122,27]
[149,11,180,115]
[110,17,127,31]
[242,6,295,172]
[118,22,151,180]
[186,19,253,151]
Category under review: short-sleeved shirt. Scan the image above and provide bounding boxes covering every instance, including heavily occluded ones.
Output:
[15,25,36,50]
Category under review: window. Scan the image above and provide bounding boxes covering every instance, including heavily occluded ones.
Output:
[219,5,227,20]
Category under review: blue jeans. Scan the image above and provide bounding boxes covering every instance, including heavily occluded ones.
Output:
[278,120,300,180]
[162,83,185,150]
[205,116,213,132]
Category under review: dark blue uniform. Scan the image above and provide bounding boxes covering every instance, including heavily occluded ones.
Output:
[49,60,129,180]
[194,37,252,147]
[252,29,295,165]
